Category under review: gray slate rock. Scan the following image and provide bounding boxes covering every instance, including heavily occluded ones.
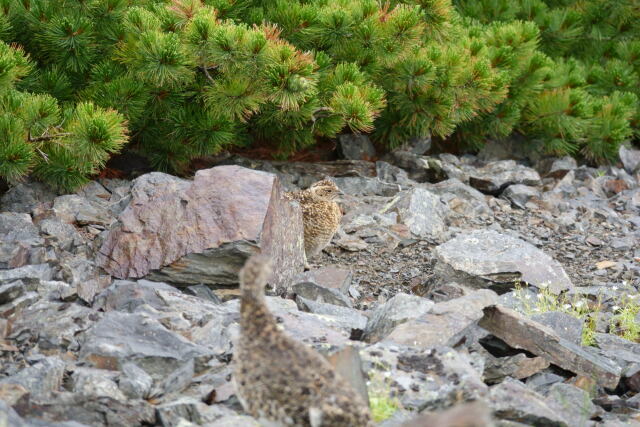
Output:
[544,156,578,179]
[383,151,447,182]
[292,281,352,308]
[0,357,66,401]
[225,296,351,349]
[71,367,127,401]
[80,311,214,381]
[502,185,540,209]
[400,135,432,155]
[489,378,568,426]
[376,161,412,185]
[544,383,598,425]
[17,392,155,427]
[0,280,25,304]
[620,145,640,174]
[467,160,541,195]
[0,263,53,285]
[427,178,491,217]
[337,133,376,161]
[296,296,368,331]
[334,176,404,197]
[0,212,44,268]
[362,344,488,411]
[59,254,111,304]
[381,187,448,240]
[363,293,434,343]
[39,218,84,252]
[9,301,98,351]
[53,194,115,226]
[118,362,153,399]
[294,266,352,294]
[0,400,28,427]
[384,290,498,348]
[531,311,583,345]
[0,181,57,213]
[434,229,573,294]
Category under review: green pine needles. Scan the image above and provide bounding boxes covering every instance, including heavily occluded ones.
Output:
[0,0,638,189]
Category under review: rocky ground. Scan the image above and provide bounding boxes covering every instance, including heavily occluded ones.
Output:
[1,136,640,426]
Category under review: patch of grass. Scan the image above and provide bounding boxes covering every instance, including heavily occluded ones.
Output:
[367,369,401,423]
[610,295,640,342]
[514,280,640,345]
[513,281,600,346]
[369,392,400,423]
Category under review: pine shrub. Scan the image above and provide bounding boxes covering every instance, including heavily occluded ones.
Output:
[0,0,638,188]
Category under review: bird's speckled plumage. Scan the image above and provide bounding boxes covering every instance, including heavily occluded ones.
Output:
[284,179,343,265]
[233,255,372,427]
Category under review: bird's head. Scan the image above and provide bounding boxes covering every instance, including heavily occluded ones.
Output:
[309,179,344,201]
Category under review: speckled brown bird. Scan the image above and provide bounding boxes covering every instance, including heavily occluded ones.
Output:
[233,254,372,427]
[284,179,343,269]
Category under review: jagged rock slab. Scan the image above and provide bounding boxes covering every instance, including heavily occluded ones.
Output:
[337,133,376,161]
[53,195,115,226]
[489,378,568,426]
[97,166,305,291]
[94,280,236,356]
[294,266,352,294]
[467,160,541,194]
[9,301,98,352]
[479,305,621,388]
[363,293,434,343]
[70,367,127,401]
[483,352,550,384]
[502,185,540,209]
[543,156,577,178]
[0,400,29,427]
[59,254,111,304]
[620,145,640,174]
[296,296,368,331]
[401,401,493,427]
[362,343,488,411]
[384,290,498,348]
[380,187,448,240]
[334,176,403,197]
[224,296,351,350]
[292,281,352,308]
[434,229,573,294]
[323,345,369,407]
[0,357,66,401]
[0,212,44,268]
[79,311,214,381]
[14,392,155,427]
[531,311,583,345]
[427,178,492,217]
[544,383,599,424]
[0,264,54,285]
[0,181,57,213]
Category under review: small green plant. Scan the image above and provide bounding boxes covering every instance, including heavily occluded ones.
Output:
[514,281,640,346]
[610,295,640,342]
[513,281,600,346]
[367,369,401,422]
[369,391,400,423]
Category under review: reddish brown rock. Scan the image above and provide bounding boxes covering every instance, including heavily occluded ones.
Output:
[97,166,305,291]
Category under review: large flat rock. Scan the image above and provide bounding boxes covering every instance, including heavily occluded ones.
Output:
[434,229,573,294]
[96,166,305,291]
[479,305,621,389]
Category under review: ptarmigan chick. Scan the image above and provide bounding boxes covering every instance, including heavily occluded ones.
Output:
[233,254,372,427]
[284,179,343,268]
